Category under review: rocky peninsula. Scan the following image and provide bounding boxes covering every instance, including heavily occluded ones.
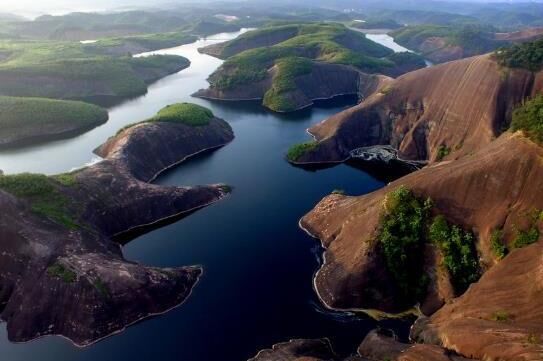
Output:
[0,103,234,346]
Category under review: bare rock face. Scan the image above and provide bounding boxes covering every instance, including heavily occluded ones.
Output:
[248,339,339,361]
[295,54,540,164]
[412,241,543,361]
[0,116,234,346]
[301,133,543,313]
[248,330,474,361]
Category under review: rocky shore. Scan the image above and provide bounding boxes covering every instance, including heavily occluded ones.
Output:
[0,105,234,346]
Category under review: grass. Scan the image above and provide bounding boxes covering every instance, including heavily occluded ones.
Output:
[47,262,77,283]
[286,141,317,162]
[0,96,108,143]
[150,103,213,126]
[511,95,543,144]
[208,23,421,91]
[118,103,215,134]
[0,173,79,229]
[263,57,313,112]
[491,310,511,322]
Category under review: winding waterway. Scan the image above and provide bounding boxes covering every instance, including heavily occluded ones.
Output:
[0,30,415,360]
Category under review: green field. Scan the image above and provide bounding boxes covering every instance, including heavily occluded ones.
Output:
[0,96,108,145]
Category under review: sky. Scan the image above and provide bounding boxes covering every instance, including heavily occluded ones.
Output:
[3,0,541,19]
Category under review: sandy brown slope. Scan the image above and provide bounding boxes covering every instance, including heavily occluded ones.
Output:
[295,54,541,164]
[301,132,543,315]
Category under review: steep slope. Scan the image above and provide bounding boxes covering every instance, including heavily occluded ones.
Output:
[301,132,543,314]
[0,104,234,346]
[292,54,540,164]
[195,23,425,112]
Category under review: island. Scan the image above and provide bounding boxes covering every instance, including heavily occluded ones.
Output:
[0,96,108,147]
[0,103,234,346]
[194,23,426,112]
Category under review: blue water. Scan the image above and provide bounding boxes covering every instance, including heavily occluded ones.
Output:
[0,31,413,360]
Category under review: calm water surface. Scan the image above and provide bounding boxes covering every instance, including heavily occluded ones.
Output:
[0,31,412,360]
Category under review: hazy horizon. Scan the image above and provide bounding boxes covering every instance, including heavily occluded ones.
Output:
[4,0,543,19]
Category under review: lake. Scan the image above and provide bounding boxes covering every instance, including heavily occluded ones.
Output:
[0,30,414,360]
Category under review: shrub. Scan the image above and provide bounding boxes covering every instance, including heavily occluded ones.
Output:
[491,310,511,322]
[286,141,317,162]
[0,173,79,229]
[429,215,480,293]
[490,229,507,260]
[511,95,543,144]
[513,227,539,248]
[379,186,432,301]
[495,38,543,72]
[47,262,77,283]
[332,189,346,195]
[436,145,451,161]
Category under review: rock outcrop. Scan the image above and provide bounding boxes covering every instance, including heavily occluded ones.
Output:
[249,329,473,361]
[301,132,543,313]
[294,54,541,164]
[0,113,234,346]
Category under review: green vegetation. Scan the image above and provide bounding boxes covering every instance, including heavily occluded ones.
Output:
[150,103,213,126]
[375,186,481,303]
[490,229,508,260]
[209,23,425,92]
[527,334,541,345]
[392,24,504,59]
[496,38,543,72]
[47,262,77,283]
[491,310,511,322]
[0,96,108,144]
[436,145,451,161]
[263,57,313,112]
[379,186,432,301]
[0,38,189,100]
[350,19,402,30]
[513,228,539,249]
[93,278,110,298]
[332,189,346,195]
[0,173,79,229]
[218,184,233,194]
[286,141,317,162]
[429,216,480,293]
[93,32,197,54]
[510,95,543,144]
